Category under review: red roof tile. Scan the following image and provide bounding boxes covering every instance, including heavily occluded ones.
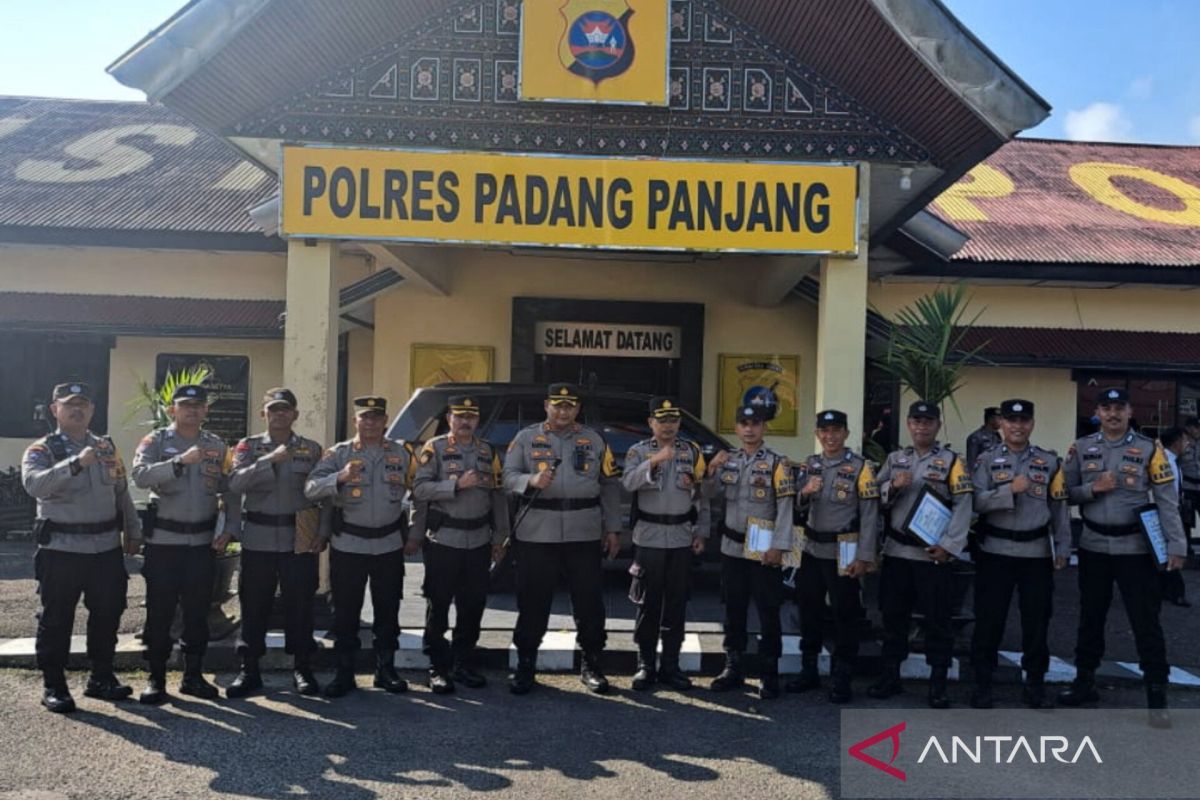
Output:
[0,292,284,338]
[959,327,1200,369]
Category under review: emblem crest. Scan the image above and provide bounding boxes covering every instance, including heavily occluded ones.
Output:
[559,0,636,85]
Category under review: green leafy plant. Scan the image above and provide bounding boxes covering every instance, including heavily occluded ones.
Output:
[124,364,215,429]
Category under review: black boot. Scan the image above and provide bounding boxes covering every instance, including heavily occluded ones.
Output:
[451,657,487,689]
[84,664,133,701]
[509,651,537,695]
[659,653,693,691]
[581,651,610,694]
[428,665,455,695]
[179,654,220,700]
[928,665,951,709]
[226,656,264,699]
[323,652,358,698]
[759,660,780,700]
[710,651,745,692]
[1022,674,1053,709]
[139,660,169,705]
[41,672,75,714]
[866,659,903,699]
[373,650,409,693]
[1147,683,1171,729]
[785,655,821,693]
[1056,669,1099,707]
[970,669,994,709]
[293,654,320,696]
[828,663,853,705]
[631,651,657,692]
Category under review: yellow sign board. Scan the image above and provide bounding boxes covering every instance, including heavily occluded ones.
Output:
[281,146,859,255]
[520,0,670,105]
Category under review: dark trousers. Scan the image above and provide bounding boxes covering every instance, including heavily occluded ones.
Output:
[720,554,785,660]
[330,547,405,653]
[970,550,1053,677]
[422,541,491,669]
[142,543,215,662]
[632,545,692,659]
[513,540,606,655]
[35,547,127,678]
[878,555,954,668]
[796,554,861,667]
[1075,548,1168,682]
[236,549,319,659]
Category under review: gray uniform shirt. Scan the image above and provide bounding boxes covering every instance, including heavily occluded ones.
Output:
[1180,441,1200,492]
[703,445,795,559]
[795,449,880,560]
[132,426,239,546]
[622,438,710,549]
[502,422,622,543]
[1065,430,1186,557]
[876,443,973,561]
[411,434,509,549]
[966,426,1002,469]
[22,430,142,554]
[305,437,413,555]
[229,432,323,553]
[972,443,1071,559]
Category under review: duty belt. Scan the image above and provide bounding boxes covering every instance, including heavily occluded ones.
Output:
[637,510,696,526]
[804,522,857,544]
[155,516,218,534]
[529,497,600,512]
[439,512,491,530]
[1081,517,1139,537]
[976,520,1048,542]
[39,517,119,535]
[244,510,297,527]
[884,521,926,547]
[336,518,404,539]
[720,523,745,544]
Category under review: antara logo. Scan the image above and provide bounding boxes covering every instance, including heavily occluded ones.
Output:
[848,722,907,782]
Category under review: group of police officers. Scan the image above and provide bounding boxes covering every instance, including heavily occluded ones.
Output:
[21,379,1193,727]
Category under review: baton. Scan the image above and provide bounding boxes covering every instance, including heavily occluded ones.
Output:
[491,457,561,573]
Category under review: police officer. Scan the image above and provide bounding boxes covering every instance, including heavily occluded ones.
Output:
[791,409,879,704]
[703,404,795,699]
[132,384,240,704]
[1180,416,1200,530]
[21,382,142,713]
[867,401,972,709]
[1058,387,1186,725]
[503,383,622,695]
[968,399,1070,709]
[623,397,709,692]
[410,395,509,694]
[305,396,414,698]
[965,406,1003,468]
[226,388,324,698]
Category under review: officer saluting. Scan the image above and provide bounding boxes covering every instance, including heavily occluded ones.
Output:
[969,399,1070,710]
[411,395,509,694]
[867,401,972,709]
[703,404,795,699]
[226,388,324,698]
[965,407,1003,468]
[22,382,142,713]
[503,383,622,695]
[622,397,709,692]
[1058,387,1186,726]
[132,384,240,704]
[791,409,879,704]
[305,396,414,698]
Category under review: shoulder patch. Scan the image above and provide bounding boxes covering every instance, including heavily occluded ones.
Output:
[858,461,880,500]
[1148,443,1175,485]
[948,456,973,495]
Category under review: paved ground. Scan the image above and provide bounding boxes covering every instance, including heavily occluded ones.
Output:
[2,669,1197,800]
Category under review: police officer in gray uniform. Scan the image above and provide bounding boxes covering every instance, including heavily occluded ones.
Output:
[227,388,324,698]
[969,399,1071,710]
[867,401,973,709]
[791,409,879,704]
[965,407,1003,468]
[306,396,414,698]
[410,394,509,694]
[22,382,142,713]
[1058,387,1186,725]
[1180,416,1200,530]
[703,404,795,699]
[623,397,709,692]
[503,383,622,695]
[132,384,240,704]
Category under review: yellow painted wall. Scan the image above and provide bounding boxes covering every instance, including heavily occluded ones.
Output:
[345,328,375,436]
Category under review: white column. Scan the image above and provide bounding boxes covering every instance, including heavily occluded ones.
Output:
[284,238,339,446]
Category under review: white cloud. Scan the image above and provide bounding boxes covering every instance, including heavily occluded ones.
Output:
[1189,114,1200,143]
[1063,102,1134,142]
[1127,76,1154,100]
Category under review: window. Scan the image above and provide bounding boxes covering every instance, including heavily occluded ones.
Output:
[0,333,111,441]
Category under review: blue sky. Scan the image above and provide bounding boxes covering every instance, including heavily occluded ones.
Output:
[2,0,1198,145]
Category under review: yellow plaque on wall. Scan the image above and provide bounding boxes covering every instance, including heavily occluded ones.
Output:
[520,0,670,105]
[717,354,800,437]
[410,344,495,389]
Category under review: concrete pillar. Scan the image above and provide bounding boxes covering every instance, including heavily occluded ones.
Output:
[284,238,339,447]
[814,163,871,447]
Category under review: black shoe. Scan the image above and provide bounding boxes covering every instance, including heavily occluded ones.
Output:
[225,663,264,699]
[866,662,903,700]
[710,652,745,692]
[293,656,320,696]
[581,652,610,694]
[509,653,536,695]
[84,672,133,701]
[42,685,76,714]
[785,666,821,694]
[373,650,409,693]
[928,667,950,709]
[1057,672,1099,707]
[1169,597,1192,608]
[324,654,358,698]
[828,670,852,705]
[1022,677,1054,709]
[759,664,780,700]
[451,662,487,689]
[140,663,169,705]
[631,653,657,691]
[179,654,219,700]
[429,669,455,695]
[658,658,693,691]
[970,684,994,709]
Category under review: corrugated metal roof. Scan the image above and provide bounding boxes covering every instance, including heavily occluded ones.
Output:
[933,138,1200,267]
[0,96,276,238]
[959,326,1200,369]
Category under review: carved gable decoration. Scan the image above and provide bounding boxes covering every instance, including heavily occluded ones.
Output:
[231,0,929,163]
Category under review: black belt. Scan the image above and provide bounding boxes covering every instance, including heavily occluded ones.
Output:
[638,510,696,526]
[1082,517,1139,537]
[336,519,404,539]
[440,512,491,530]
[244,511,297,527]
[885,522,926,547]
[529,497,600,512]
[155,516,218,534]
[39,517,119,535]
[720,523,745,544]
[804,523,857,544]
[977,520,1048,542]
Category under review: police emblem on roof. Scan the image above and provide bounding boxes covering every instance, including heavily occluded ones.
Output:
[561,1,636,85]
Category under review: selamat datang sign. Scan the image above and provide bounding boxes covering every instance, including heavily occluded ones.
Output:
[280,145,858,255]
